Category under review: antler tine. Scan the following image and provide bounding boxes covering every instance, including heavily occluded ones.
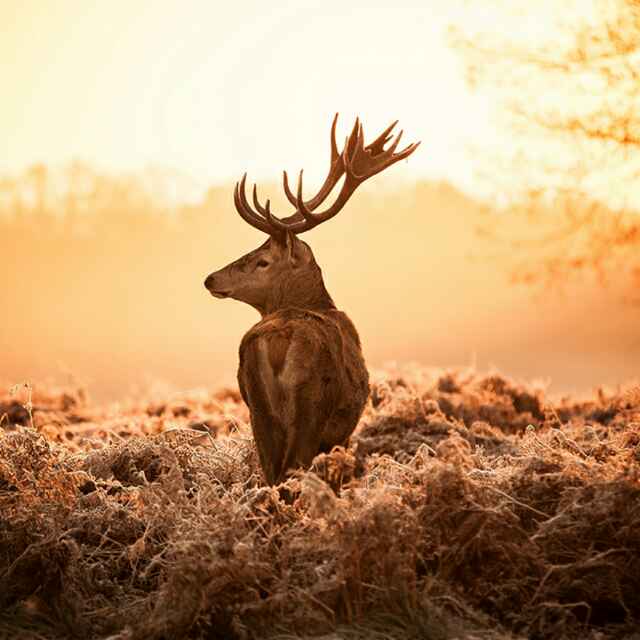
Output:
[296,170,318,224]
[250,180,291,232]
[329,112,340,163]
[366,120,398,155]
[396,140,422,161]
[388,129,403,155]
[344,118,361,165]
[283,112,345,211]
[356,121,366,153]
[350,116,360,140]
[282,170,296,206]
[263,198,290,232]
[345,122,368,178]
[251,183,268,216]
[233,174,273,235]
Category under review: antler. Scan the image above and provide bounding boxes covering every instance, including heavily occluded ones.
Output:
[234,115,420,236]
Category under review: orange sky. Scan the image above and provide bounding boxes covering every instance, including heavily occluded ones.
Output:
[0,1,584,196]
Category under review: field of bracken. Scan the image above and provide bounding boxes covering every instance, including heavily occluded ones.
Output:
[1,367,639,639]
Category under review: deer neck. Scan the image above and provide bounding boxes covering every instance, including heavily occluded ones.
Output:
[261,267,336,316]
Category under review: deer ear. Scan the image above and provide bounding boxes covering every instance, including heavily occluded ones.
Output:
[271,231,294,257]
[274,231,296,261]
[287,232,301,263]
[272,231,307,265]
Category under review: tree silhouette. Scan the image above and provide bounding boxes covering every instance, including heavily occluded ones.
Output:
[451,0,640,297]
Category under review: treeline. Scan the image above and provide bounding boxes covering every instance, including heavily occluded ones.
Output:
[0,162,212,224]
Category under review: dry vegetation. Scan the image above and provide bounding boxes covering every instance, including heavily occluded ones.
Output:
[1,368,639,640]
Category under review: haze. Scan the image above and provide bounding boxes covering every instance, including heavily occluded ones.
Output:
[1,1,554,191]
[1,0,638,401]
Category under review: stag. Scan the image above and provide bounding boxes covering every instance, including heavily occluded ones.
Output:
[204,115,419,484]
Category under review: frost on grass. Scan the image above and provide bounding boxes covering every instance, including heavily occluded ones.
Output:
[1,368,639,639]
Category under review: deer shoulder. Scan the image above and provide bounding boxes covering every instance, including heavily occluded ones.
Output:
[239,308,367,396]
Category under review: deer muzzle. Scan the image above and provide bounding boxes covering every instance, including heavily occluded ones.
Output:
[204,273,232,299]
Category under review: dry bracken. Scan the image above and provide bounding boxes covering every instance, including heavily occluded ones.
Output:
[1,366,640,639]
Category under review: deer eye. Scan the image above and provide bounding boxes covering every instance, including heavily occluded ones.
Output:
[256,259,270,269]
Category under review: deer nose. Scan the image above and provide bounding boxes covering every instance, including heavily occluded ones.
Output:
[205,273,232,298]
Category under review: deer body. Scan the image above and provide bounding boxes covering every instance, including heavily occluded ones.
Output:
[205,115,418,484]
[239,307,369,485]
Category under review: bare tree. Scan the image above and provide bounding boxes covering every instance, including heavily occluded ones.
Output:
[450,0,640,295]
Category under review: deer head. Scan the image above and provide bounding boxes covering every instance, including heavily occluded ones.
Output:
[204,115,420,316]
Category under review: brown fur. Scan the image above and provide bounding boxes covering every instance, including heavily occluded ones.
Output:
[266,332,290,376]
[205,234,369,484]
